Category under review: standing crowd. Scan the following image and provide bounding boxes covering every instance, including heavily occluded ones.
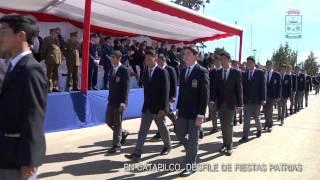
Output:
[0,14,320,179]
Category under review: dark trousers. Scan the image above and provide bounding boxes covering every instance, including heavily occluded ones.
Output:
[103,65,111,89]
[175,118,200,168]
[243,104,261,138]
[264,99,275,128]
[66,65,78,89]
[305,91,309,107]
[46,64,59,91]
[218,104,235,149]
[208,103,218,130]
[289,92,296,114]
[88,62,98,89]
[106,104,128,147]
[277,98,288,121]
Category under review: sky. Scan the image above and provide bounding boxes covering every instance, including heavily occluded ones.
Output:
[182,0,320,64]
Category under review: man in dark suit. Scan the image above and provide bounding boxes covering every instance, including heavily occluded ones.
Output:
[175,46,209,177]
[263,60,281,132]
[101,36,113,90]
[213,51,242,156]
[313,75,320,94]
[239,56,265,143]
[152,53,177,140]
[277,65,292,125]
[304,71,312,107]
[208,55,221,134]
[125,49,171,162]
[88,33,101,90]
[0,14,47,180]
[31,29,42,62]
[296,67,306,111]
[105,51,130,154]
[231,60,243,126]
[288,66,297,115]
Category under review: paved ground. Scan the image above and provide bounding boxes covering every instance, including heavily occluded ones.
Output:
[38,92,320,180]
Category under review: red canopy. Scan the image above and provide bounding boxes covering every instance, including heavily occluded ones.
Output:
[0,0,243,91]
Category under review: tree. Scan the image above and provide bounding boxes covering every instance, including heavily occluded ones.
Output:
[303,51,319,76]
[271,43,297,70]
[171,0,210,11]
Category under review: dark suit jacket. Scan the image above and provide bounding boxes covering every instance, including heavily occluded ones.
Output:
[266,71,281,99]
[281,74,292,98]
[142,66,170,114]
[291,73,297,92]
[0,54,47,169]
[213,68,243,110]
[305,75,312,92]
[297,73,306,91]
[108,65,130,108]
[89,43,101,63]
[164,65,177,99]
[177,64,209,119]
[209,68,217,102]
[242,69,266,105]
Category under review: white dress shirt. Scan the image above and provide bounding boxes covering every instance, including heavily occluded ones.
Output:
[8,50,32,72]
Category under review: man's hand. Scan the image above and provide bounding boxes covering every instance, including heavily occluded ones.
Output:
[236,107,242,113]
[119,106,125,112]
[175,111,179,120]
[158,110,166,118]
[209,102,214,110]
[170,97,176,103]
[21,166,37,179]
[261,100,266,106]
[195,117,204,126]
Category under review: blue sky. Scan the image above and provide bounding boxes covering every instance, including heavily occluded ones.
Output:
[185,0,320,64]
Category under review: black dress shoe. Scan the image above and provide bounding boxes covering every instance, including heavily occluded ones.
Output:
[121,132,130,145]
[199,130,204,139]
[179,169,196,177]
[219,146,227,153]
[124,153,141,162]
[256,130,261,138]
[225,148,233,156]
[160,147,171,155]
[106,146,121,154]
[209,128,218,134]
[238,137,248,143]
[151,132,161,140]
[267,127,272,132]
[92,87,98,90]
[263,126,267,130]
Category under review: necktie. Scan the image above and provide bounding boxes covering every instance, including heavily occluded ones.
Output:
[185,67,191,82]
[149,69,152,81]
[267,72,270,83]
[3,62,12,85]
[111,67,116,78]
[223,70,227,81]
[249,70,253,80]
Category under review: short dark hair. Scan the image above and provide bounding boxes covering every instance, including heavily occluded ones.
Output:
[0,14,38,45]
[104,36,112,41]
[220,51,231,59]
[158,53,167,61]
[246,56,255,63]
[145,49,157,57]
[183,45,199,55]
[266,60,273,65]
[111,50,122,58]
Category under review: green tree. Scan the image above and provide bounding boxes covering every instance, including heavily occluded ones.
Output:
[303,51,319,76]
[171,0,210,11]
[271,43,297,70]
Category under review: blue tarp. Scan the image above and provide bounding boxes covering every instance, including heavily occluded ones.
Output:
[44,89,145,133]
